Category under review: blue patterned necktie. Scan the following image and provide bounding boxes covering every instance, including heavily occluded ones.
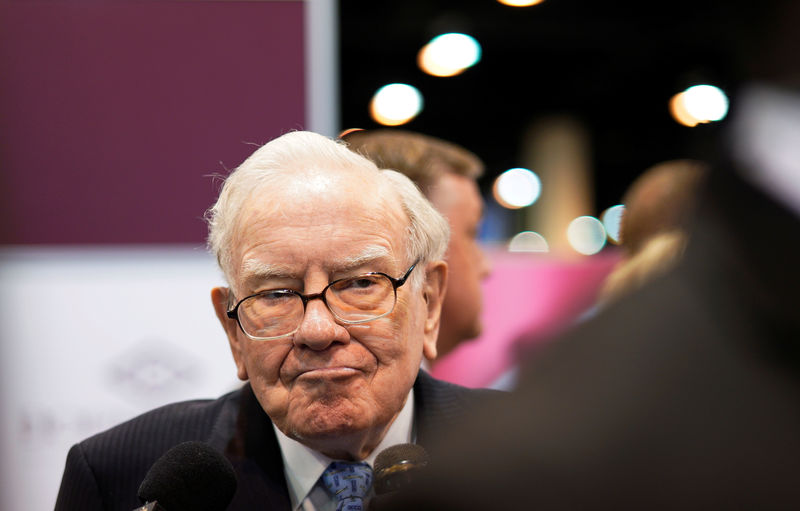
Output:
[321,461,374,511]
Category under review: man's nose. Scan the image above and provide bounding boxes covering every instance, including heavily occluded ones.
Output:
[293,298,349,350]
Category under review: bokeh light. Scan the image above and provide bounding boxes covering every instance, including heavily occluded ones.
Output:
[566,216,607,255]
[418,33,482,77]
[508,231,549,252]
[338,127,364,138]
[669,84,728,127]
[497,0,545,6]
[492,167,542,209]
[669,92,699,127]
[683,84,728,122]
[369,83,423,126]
[601,204,625,244]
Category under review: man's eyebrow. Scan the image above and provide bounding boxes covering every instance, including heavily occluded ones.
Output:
[240,260,294,283]
[336,246,392,270]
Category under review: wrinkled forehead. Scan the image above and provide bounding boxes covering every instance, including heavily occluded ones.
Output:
[249,163,402,215]
[231,165,410,266]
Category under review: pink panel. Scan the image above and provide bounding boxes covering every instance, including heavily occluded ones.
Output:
[431,249,620,388]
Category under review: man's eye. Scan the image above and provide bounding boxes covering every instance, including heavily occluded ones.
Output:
[349,278,377,289]
[334,276,382,293]
[259,290,295,302]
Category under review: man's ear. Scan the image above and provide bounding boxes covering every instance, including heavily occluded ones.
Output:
[211,287,249,381]
[421,260,448,362]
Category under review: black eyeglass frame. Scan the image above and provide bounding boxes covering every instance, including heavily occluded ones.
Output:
[226,261,419,340]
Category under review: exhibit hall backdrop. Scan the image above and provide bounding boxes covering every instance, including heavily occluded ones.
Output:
[0,1,336,508]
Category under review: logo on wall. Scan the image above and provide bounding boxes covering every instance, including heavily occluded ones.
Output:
[106,338,204,406]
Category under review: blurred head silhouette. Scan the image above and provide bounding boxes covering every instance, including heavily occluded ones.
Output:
[598,159,708,304]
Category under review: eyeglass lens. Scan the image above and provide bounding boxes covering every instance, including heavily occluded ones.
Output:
[237,274,396,339]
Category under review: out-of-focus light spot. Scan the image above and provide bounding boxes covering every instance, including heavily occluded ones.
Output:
[497,0,545,6]
[669,92,700,127]
[338,128,364,138]
[601,204,625,244]
[370,83,423,126]
[567,216,607,255]
[669,85,729,127]
[508,231,549,252]
[418,33,481,77]
[492,167,541,209]
[683,84,729,122]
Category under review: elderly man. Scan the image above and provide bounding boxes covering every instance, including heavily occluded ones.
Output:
[55,131,499,510]
[342,129,491,360]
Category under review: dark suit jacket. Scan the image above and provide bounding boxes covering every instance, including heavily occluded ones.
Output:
[55,370,499,510]
[381,167,800,510]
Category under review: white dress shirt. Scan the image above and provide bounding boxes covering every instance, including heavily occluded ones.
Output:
[273,390,416,511]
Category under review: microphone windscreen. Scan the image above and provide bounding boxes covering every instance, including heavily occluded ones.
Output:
[373,443,429,495]
[137,441,237,511]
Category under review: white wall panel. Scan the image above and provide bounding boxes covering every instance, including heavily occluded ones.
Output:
[0,247,240,510]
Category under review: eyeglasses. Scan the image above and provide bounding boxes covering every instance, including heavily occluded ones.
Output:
[227,262,418,341]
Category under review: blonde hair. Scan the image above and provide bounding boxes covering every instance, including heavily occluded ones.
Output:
[598,231,688,304]
[597,159,708,304]
[205,131,449,284]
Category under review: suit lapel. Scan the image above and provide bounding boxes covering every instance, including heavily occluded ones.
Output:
[413,370,463,446]
[216,384,292,510]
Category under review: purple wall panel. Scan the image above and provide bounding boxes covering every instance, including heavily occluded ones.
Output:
[0,1,306,244]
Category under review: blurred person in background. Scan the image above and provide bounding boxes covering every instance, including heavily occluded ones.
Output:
[597,159,709,304]
[378,0,800,508]
[343,129,492,363]
[495,159,709,391]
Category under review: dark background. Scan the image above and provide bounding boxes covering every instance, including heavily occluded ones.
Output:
[339,0,747,215]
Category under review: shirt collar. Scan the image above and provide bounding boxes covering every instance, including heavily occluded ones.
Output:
[273,389,416,511]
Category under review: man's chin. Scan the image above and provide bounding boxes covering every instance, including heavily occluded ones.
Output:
[286,404,369,443]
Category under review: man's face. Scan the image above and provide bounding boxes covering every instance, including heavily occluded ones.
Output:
[212,170,443,460]
[428,172,491,358]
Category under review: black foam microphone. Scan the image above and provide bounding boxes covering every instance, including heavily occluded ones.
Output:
[134,441,237,511]
[373,443,429,495]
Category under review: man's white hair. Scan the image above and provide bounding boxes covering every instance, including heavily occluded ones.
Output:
[205,131,450,285]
